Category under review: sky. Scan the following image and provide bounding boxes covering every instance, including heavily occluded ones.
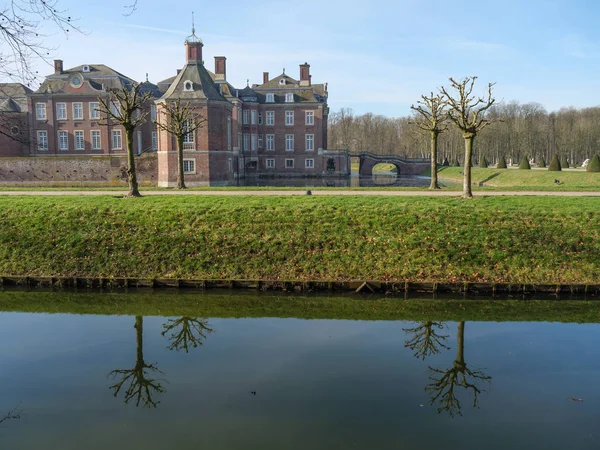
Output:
[15,0,600,117]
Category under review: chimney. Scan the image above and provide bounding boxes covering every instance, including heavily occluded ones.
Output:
[263,72,269,84]
[214,56,227,81]
[300,62,310,86]
[54,59,63,75]
[185,40,203,64]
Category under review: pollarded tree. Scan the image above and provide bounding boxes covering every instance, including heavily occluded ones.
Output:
[154,98,207,189]
[403,321,450,360]
[440,77,500,198]
[161,317,214,353]
[98,84,152,197]
[410,93,449,189]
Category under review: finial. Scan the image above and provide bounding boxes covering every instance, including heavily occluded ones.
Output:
[145,73,148,82]
[246,79,249,87]
[283,68,285,74]
[192,11,195,35]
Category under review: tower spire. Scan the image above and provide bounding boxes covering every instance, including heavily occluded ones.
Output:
[192,11,195,36]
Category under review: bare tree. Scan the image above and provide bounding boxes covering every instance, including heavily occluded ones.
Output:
[403,321,450,360]
[98,84,151,197]
[426,322,491,417]
[410,93,449,189]
[108,316,166,408]
[440,77,499,198]
[161,317,214,353]
[0,406,21,425]
[154,98,206,189]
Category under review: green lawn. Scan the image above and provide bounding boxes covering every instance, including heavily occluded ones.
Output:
[1,196,599,284]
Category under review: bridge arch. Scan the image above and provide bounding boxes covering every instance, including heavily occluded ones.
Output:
[354,152,430,177]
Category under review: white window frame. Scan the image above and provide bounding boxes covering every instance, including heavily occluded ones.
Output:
[285,158,294,169]
[258,135,263,149]
[285,134,294,152]
[151,104,157,122]
[183,159,196,174]
[228,158,233,173]
[266,134,274,151]
[266,111,275,126]
[251,134,257,152]
[266,158,275,169]
[74,130,85,150]
[182,120,194,144]
[243,133,250,151]
[286,93,294,103]
[266,93,274,103]
[306,134,314,151]
[243,110,249,125]
[112,130,122,150]
[73,102,83,120]
[36,103,46,121]
[91,130,101,150]
[285,110,294,126]
[305,110,314,126]
[89,102,100,120]
[37,130,48,151]
[305,158,315,169]
[251,110,257,125]
[152,131,158,151]
[56,103,67,120]
[58,130,69,150]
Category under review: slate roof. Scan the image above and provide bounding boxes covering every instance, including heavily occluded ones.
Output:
[138,80,163,98]
[35,64,137,94]
[251,73,327,104]
[159,63,227,102]
[0,83,32,112]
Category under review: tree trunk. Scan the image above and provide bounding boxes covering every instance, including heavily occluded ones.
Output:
[176,136,186,189]
[134,316,144,369]
[429,131,440,190]
[463,135,474,198]
[125,128,141,197]
[455,321,465,365]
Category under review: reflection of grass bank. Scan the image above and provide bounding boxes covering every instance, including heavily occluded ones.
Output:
[1,196,599,284]
[1,291,599,322]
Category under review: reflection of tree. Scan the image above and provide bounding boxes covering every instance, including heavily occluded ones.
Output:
[426,322,491,417]
[161,317,214,353]
[109,316,166,408]
[403,321,449,360]
[0,407,20,425]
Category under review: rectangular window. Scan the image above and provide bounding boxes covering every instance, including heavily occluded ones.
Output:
[58,130,69,150]
[74,130,85,150]
[258,112,263,125]
[266,158,275,169]
[183,159,195,174]
[243,110,249,125]
[285,158,294,168]
[73,103,83,120]
[258,135,263,149]
[286,134,294,151]
[36,103,46,120]
[112,130,122,149]
[266,111,274,126]
[91,130,101,150]
[266,134,274,151]
[306,134,314,151]
[152,132,158,151]
[266,93,274,103]
[56,103,67,120]
[286,93,294,103]
[305,158,315,168]
[251,110,257,125]
[37,130,48,151]
[285,110,294,126]
[110,102,120,118]
[182,120,194,143]
[243,133,250,151]
[228,158,233,173]
[151,104,157,122]
[305,111,314,126]
[251,134,257,151]
[89,102,100,120]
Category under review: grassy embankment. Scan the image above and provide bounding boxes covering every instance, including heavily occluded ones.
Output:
[0,196,599,284]
[1,291,600,322]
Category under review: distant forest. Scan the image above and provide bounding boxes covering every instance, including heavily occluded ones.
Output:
[327,103,600,165]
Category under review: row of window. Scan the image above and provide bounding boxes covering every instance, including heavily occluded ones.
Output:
[242,110,314,126]
[242,134,314,152]
[36,102,101,121]
[265,93,295,103]
[265,158,315,169]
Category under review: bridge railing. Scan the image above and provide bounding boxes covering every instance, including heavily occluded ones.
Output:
[349,151,429,164]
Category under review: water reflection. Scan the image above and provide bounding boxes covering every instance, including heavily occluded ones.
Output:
[161,317,214,353]
[223,174,430,188]
[404,321,492,417]
[108,316,166,408]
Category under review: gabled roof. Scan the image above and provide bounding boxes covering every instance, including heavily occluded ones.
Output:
[0,98,21,113]
[254,73,298,90]
[35,64,137,94]
[159,63,227,102]
[0,83,32,112]
[138,81,163,98]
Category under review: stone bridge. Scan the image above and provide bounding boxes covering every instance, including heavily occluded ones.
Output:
[351,152,430,177]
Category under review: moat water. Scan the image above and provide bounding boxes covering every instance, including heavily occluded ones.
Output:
[235,173,431,187]
[0,291,598,450]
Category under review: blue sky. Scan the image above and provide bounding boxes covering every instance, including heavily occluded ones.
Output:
[27,0,600,116]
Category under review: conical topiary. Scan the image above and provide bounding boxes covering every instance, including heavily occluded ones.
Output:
[479,156,489,168]
[518,156,531,170]
[442,157,450,167]
[538,157,546,168]
[587,154,600,172]
[497,155,507,169]
[548,154,562,171]
[561,156,570,169]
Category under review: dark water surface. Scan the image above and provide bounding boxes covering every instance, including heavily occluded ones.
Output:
[0,292,599,449]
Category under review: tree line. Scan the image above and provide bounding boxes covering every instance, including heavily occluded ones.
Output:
[328,102,600,167]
